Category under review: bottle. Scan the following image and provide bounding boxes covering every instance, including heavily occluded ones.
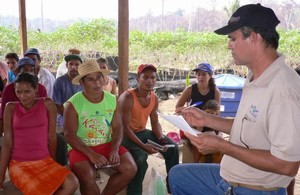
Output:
[150,168,167,195]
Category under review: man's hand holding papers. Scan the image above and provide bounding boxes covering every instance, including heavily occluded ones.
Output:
[165,107,226,155]
[157,112,201,136]
[175,106,207,128]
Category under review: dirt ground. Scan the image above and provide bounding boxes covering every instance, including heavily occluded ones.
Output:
[156,94,181,135]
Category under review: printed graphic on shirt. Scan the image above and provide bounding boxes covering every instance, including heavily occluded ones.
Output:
[244,104,259,122]
[79,109,113,146]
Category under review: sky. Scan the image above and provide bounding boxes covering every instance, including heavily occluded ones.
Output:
[0,0,296,21]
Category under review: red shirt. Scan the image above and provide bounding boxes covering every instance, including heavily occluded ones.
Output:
[0,83,47,120]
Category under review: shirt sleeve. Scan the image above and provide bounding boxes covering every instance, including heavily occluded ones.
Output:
[52,79,62,104]
[269,95,300,161]
[38,68,55,98]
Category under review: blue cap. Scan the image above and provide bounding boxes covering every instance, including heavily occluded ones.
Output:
[192,63,213,75]
[17,57,35,69]
[24,48,39,56]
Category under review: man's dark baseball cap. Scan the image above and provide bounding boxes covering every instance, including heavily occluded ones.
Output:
[215,4,280,35]
[65,54,82,63]
[24,48,40,56]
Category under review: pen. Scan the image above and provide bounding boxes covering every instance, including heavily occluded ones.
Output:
[172,101,203,115]
[187,101,202,108]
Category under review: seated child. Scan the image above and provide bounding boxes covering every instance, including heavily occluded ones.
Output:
[192,100,223,163]
[182,100,223,163]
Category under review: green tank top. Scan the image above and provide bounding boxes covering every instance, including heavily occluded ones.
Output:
[67,91,116,151]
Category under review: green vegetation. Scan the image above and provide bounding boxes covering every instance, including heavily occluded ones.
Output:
[0,18,299,74]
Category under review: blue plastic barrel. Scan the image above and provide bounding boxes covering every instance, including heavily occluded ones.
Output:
[214,74,245,117]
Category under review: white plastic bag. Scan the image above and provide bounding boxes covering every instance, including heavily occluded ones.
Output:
[145,167,167,195]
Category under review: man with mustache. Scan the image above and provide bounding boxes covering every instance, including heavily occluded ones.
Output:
[118,64,179,195]
[53,53,83,133]
[169,4,300,195]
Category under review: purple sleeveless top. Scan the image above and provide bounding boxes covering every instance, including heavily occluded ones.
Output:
[12,98,50,161]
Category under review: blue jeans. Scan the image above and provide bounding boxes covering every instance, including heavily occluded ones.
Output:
[169,163,287,195]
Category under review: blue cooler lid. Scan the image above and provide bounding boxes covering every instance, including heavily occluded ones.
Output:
[214,74,245,89]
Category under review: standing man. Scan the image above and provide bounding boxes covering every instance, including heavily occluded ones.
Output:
[169,4,300,195]
[24,48,55,98]
[64,60,136,194]
[118,64,179,195]
[53,53,83,132]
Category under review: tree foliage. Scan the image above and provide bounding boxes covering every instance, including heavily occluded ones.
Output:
[0,26,20,54]
[0,18,299,73]
[223,0,240,17]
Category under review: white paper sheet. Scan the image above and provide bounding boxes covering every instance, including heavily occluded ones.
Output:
[157,112,201,137]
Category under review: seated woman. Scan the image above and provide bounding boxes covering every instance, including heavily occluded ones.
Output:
[0,72,78,194]
[175,62,221,138]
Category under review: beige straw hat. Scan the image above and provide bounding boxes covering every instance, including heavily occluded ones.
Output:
[72,59,110,85]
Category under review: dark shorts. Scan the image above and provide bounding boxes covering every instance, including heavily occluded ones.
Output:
[68,142,128,168]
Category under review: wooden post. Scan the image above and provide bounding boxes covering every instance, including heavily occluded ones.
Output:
[19,0,28,56]
[118,0,129,95]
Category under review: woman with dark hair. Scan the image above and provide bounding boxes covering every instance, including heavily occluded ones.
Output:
[0,72,78,194]
[176,62,221,112]
[175,62,221,163]
[176,63,221,126]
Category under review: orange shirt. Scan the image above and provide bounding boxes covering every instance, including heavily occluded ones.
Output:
[128,89,155,132]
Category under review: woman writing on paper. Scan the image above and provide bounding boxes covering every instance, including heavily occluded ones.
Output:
[175,63,221,163]
[175,62,221,112]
